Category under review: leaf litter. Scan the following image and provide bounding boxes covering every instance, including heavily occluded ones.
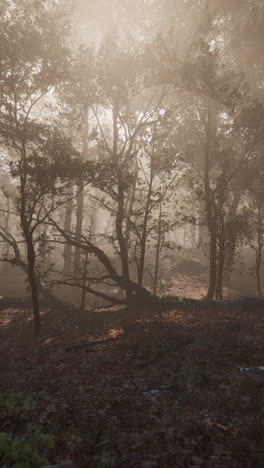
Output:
[0,301,263,467]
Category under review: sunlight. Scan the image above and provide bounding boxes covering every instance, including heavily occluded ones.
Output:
[0,1,263,466]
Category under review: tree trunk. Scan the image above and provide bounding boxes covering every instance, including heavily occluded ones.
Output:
[125,158,138,247]
[215,236,225,300]
[256,252,262,297]
[4,196,10,257]
[153,202,162,295]
[81,250,89,309]
[138,168,153,287]
[197,206,207,248]
[116,180,133,302]
[74,106,89,273]
[27,237,41,340]
[63,190,74,274]
[20,156,41,341]
[111,97,134,304]
[21,217,41,341]
[225,191,241,283]
[256,206,263,296]
[80,218,94,309]
[206,228,217,299]
[73,188,84,273]
[204,104,218,300]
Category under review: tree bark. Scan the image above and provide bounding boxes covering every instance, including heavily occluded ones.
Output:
[74,105,89,273]
[215,236,225,300]
[207,229,217,300]
[138,167,153,287]
[256,205,263,296]
[153,201,162,295]
[21,213,40,341]
[224,191,241,283]
[256,252,262,297]
[112,97,133,303]
[81,250,89,309]
[63,189,73,274]
[26,236,41,340]
[73,187,84,272]
[4,196,10,257]
[125,158,138,247]
[20,154,41,341]
[204,105,217,300]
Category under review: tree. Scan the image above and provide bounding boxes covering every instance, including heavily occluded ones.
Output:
[124,117,181,290]
[0,0,70,340]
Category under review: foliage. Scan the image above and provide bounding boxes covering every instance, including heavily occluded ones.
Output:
[79,428,112,467]
[0,393,55,468]
[171,358,219,390]
[1,0,264,314]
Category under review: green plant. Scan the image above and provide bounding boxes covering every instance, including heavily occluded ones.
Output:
[0,393,37,415]
[0,393,55,468]
[80,428,112,467]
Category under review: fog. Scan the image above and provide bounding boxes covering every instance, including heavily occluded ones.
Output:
[1,0,263,319]
[1,2,264,467]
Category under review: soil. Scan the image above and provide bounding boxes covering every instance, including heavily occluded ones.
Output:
[0,298,264,468]
[0,283,264,467]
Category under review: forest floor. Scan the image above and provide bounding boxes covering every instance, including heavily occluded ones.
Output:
[0,283,264,467]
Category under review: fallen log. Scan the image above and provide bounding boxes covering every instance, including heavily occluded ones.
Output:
[157,295,264,312]
[65,334,126,352]
[0,296,32,311]
[1,293,263,316]
[0,294,76,313]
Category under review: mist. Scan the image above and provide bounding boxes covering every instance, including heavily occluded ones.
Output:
[0,1,263,467]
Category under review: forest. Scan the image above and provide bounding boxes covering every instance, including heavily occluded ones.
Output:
[0,1,264,467]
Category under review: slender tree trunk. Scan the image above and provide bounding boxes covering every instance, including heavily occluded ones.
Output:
[206,228,217,299]
[26,235,40,340]
[4,197,10,257]
[256,206,263,296]
[116,180,133,302]
[256,252,262,297]
[81,251,89,309]
[138,169,153,287]
[20,156,41,341]
[21,216,40,341]
[153,202,162,295]
[204,105,217,300]
[215,236,225,300]
[42,222,48,261]
[197,207,206,248]
[63,189,73,274]
[74,188,84,272]
[74,106,89,273]
[214,199,225,300]
[112,97,133,303]
[225,191,241,283]
[80,218,94,309]
[125,158,138,247]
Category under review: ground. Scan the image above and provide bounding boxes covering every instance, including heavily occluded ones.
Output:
[0,285,264,467]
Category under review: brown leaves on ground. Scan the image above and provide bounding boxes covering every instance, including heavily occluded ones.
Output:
[0,302,264,468]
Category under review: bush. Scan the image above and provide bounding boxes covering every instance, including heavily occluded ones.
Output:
[0,393,55,468]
